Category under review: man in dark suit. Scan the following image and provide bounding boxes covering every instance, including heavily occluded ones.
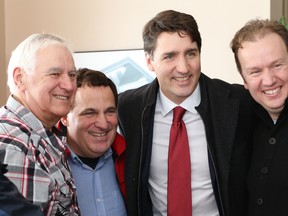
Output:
[0,162,43,216]
[118,10,254,216]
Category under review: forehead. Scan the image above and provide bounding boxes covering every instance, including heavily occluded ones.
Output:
[33,45,75,71]
[155,32,196,50]
[36,44,71,56]
[239,33,287,63]
[75,85,115,105]
[35,45,73,63]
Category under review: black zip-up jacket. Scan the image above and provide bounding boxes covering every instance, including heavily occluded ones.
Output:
[118,73,254,216]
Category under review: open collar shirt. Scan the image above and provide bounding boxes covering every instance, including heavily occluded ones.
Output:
[68,146,127,216]
[0,95,80,216]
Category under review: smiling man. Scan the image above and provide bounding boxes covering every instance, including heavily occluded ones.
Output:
[0,33,80,215]
[118,10,254,216]
[231,18,288,216]
[61,68,127,216]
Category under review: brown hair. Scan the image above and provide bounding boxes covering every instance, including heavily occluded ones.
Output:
[230,18,288,74]
[76,68,118,107]
[143,10,202,59]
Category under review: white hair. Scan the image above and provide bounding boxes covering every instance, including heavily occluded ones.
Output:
[7,33,74,94]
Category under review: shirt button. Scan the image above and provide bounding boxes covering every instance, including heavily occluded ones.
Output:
[269,137,276,144]
[261,167,269,174]
[257,198,263,206]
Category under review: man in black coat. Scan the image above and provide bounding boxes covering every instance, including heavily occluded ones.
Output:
[118,10,254,216]
[0,162,43,216]
[231,18,288,216]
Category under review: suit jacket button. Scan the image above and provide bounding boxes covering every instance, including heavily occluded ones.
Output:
[257,198,263,206]
[261,167,268,174]
[268,137,276,145]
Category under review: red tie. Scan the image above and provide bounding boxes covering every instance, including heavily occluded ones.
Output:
[168,106,192,216]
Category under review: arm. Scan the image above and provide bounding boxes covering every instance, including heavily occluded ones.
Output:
[1,146,52,208]
[0,162,44,216]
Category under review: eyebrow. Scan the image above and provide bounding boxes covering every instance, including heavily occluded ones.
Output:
[162,51,177,56]
[186,48,199,53]
[162,47,199,55]
[46,67,63,73]
[47,67,76,74]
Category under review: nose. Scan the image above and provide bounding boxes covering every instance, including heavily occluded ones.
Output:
[94,113,109,129]
[176,56,189,73]
[262,70,276,86]
[60,73,76,91]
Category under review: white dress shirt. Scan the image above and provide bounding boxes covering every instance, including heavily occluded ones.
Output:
[148,83,219,216]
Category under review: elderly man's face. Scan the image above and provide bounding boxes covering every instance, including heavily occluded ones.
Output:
[21,45,77,127]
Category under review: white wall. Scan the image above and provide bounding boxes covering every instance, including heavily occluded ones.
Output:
[0,0,7,104]
[4,0,272,87]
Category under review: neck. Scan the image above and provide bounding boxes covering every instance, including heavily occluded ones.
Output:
[12,94,56,130]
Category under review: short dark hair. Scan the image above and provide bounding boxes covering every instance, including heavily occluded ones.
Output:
[76,68,118,106]
[143,10,202,59]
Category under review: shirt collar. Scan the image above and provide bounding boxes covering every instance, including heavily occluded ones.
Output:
[69,146,113,161]
[158,82,201,116]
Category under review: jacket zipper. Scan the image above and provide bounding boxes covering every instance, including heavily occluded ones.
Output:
[137,106,147,216]
[207,144,226,216]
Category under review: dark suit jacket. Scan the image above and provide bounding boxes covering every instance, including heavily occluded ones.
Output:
[0,162,43,216]
[118,73,254,216]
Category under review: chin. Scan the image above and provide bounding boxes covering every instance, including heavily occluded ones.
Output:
[54,110,70,118]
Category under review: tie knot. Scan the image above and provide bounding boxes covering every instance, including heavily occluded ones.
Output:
[173,106,186,122]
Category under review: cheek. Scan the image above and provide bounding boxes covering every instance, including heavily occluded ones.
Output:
[280,69,288,82]
[32,81,55,96]
[154,68,169,83]
[106,115,118,130]
[110,116,118,128]
[242,74,254,88]
[187,57,200,69]
[68,117,88,130]
[243,78,260,93]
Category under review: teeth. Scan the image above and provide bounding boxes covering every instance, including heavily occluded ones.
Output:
[174,76,189,81]
[90,132,107,137]
[264,87,280,95]
[55,95,69,100]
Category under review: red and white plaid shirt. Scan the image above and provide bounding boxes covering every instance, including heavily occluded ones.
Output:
[0,96,80,215]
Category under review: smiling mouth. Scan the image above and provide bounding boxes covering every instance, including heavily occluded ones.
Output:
[174,75,191,81]
[55,95,69,100]
[90,132,107,137]
[264,87,280,95]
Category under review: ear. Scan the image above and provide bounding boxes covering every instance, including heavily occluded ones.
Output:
[244,83,248,90]
[145,52,155,71]
[61,116,69,127]
[242,77,248,90]
[13,67,25,89]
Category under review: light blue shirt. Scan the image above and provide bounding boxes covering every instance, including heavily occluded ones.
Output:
[0,210,9,216]
[68,148,127,216]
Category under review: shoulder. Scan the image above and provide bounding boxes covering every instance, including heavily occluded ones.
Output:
[200,73,248,98]
[112,133,126,156]
[119,79,158,101]
[118,79,158,113]
[0,108,33,145]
